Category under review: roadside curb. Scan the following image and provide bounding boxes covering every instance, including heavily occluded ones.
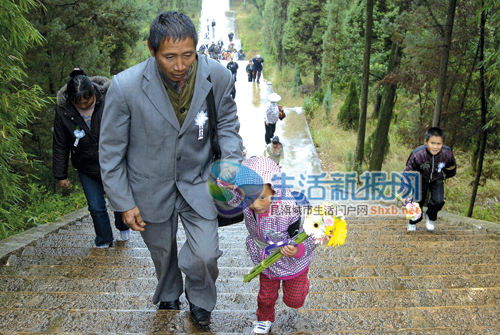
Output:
[440,210,500,235]
[0,207,89,263]
[370,200,498,233]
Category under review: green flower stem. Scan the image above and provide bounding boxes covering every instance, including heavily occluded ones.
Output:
[244,232,309,283]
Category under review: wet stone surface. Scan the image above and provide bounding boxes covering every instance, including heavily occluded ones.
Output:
[0,211,499,334]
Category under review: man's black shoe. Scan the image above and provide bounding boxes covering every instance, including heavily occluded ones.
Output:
[189,302,211,327]
[158,299,180,310]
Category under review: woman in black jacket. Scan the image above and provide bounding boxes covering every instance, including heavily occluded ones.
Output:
[53,68,129,247]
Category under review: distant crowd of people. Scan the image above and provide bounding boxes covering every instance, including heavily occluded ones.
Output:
[198,38,246,62]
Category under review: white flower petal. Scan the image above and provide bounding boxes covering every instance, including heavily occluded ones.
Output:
[195,111,208,127]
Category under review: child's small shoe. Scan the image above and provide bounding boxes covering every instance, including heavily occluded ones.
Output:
[407,223,416,232]
[119,229,131,241]
[253,320,272,334]
[425,214,435,232]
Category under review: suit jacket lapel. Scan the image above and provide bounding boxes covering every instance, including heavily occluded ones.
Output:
[142,57,180,131]
[179,56,212,137]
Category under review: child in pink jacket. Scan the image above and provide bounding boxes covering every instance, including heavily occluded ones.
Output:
[228,156,316,334]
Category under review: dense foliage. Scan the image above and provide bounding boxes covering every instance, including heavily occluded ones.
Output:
[0,0,48,237]
[282,0,326,88]
[338,78,360,129]
[251,0,498,220]
[259,0,498,158]
[260,0,498,148]
[0,0,201,238]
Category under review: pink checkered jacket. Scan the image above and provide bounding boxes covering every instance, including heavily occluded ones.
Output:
[219,156,316,279]
[242,188,316,280]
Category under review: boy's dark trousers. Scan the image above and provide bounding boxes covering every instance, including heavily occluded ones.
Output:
[409,179,445,225]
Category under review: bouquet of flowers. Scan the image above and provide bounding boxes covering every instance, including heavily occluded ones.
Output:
[243,202,347,283]
[396,194,422,221]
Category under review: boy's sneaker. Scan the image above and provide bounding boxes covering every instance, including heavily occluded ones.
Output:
[253,321,272,334]
[95,243,111,248]
[119,229,131,241]
[407,223,416,232]
[425,214,435,232]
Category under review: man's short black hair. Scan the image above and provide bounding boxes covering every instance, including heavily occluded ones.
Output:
[425,127,445,141]
[148,11,198,54]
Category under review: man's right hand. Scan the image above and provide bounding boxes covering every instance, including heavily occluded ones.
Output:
[122,207,146,232]
[58,179,70,189]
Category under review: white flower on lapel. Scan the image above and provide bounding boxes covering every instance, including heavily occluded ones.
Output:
[437,162,446,173]
[195,110,208,140]
[73,128,85,147]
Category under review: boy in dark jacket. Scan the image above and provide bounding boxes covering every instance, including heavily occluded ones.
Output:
[404,127,456,232]
[226,58,239,81]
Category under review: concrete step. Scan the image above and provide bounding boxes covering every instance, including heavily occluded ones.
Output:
[0,287,498,311]
[8,250,498,269]
[52,230,499,245]
[18,244,500,261]
[1,209,498,333]
[0,307,497,333]
[309,263,500,277]
[0,273,497,294]
[57,223,493,236]
[57,220,481,231]
[32,235,500,252]
[1,262,498,280]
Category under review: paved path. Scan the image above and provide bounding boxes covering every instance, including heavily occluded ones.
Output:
[0,207,499,334]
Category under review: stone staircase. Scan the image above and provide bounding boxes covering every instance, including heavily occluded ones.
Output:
[0,213,498,334]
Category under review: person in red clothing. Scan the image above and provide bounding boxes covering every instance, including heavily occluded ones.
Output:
[224,157,316,334]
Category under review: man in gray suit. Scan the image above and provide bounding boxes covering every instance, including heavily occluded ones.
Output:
[99,11,243,326]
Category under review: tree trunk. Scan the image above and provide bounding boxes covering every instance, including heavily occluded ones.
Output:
[276,0,288,71]
[372,89,382,119]
[460,41,480,170]
[251,0,264,16]
[368,40,402,171]
[471,138,480,172]
[442,78,456,122]
[354,0,374,173]
[314,71,320,90]
[278,48,283,71]
[467,2,488,217]
[432,0,457,127]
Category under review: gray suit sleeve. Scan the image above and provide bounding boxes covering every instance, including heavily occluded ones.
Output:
[99,77,136,212]
[215,71,243,162]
